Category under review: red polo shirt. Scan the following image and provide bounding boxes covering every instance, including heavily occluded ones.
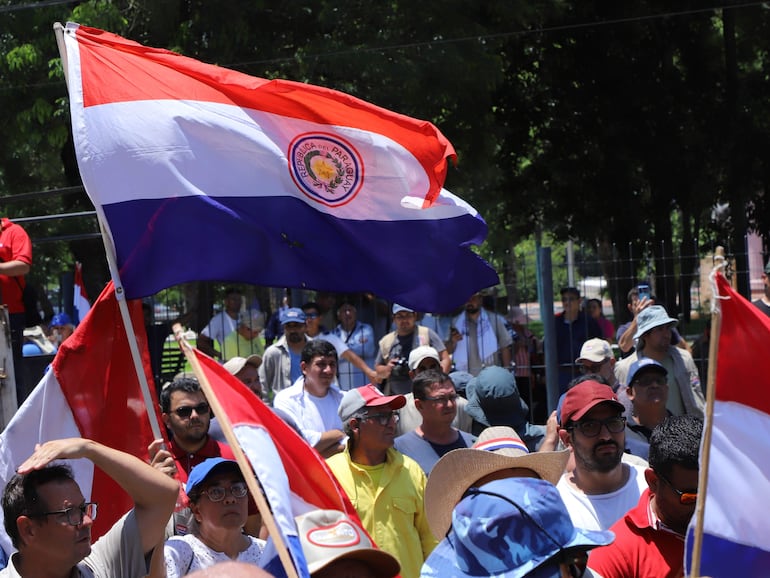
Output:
[168,435,236,485]
[588,489,686,578]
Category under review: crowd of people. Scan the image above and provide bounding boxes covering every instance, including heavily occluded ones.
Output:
[0,276,740,578]
[5,218,770,578]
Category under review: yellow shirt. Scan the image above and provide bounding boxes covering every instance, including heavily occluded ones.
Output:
[222,331,265,361]
[327,446,437,578]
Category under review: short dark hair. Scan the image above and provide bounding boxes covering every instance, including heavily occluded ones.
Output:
[560,287,580,298]
[224,286,242,297]
[3,465,74,549]
[648,415,703,479]
[627,287,639,303]
[412,369,452,400]
[567,373,609,389]
[160,377,201,413]
[301,339,337,365]
[301,302,320,314]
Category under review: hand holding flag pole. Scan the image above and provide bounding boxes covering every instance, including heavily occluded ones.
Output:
[172,323,300,578]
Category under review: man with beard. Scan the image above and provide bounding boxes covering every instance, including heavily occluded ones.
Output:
[148,377,240,535]
[376,304,450,396]
[259,307,307,399]
[588,415,703,577]
[557,380,647,531]
[449,291,512,376]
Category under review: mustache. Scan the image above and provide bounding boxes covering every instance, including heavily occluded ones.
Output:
[593,441,620,452]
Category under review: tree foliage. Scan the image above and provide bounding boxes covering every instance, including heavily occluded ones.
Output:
[1,0,769,315]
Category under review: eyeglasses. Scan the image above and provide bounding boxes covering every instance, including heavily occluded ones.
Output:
[568,416,626,437]
[633,375,667,387]
[656,471,697,505]
[33,502,98,526]
[462,489,587,578]
[422,393,458,405]
[304,313,319,319]
[363,411,399,426]
[201,482,249,502]
[579,359,609,374]
[173,402,210,418]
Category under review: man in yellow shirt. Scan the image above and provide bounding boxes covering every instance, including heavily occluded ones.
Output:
[327,385,437,578]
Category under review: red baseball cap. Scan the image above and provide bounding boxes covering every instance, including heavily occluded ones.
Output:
[337,384,406,422]
[561,380,624,424]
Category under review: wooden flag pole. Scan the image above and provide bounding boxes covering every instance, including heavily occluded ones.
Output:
[689,246,725,578]
[172,324,300,578]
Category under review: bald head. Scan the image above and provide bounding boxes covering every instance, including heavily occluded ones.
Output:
[186,562,274,578]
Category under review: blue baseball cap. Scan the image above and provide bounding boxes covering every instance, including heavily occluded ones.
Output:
[185,457,240,494]
[422,477,614,578]
[280,307,306,326]
[51,312,72,327]
[626,357,667,386]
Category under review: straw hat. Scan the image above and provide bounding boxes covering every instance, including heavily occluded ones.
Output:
[425,426,569,539]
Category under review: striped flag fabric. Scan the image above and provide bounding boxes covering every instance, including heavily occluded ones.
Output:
[59,22,498,313]
[685,271,770,576]
[0,283,160,557]
[72,261,90,324]
[193,350,365,577]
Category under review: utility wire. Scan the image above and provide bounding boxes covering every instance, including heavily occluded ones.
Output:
[0,0,78,13]
[0,1,765,88]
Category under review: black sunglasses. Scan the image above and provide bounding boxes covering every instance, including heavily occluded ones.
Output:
[173,402,210,418]
[656,471,697,505]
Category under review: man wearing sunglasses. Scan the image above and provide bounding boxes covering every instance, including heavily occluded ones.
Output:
[149,378,244,536]
[588,415,702,577]
[1,437,178,578]
[327,384,437,578]
[557,381,648,531]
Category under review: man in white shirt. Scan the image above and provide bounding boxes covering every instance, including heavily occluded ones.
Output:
[557,380,647,531]
[273,339,346,458]
[197,287,242,359]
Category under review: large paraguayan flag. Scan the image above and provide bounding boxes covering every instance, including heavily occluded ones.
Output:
[59,22,498,312]
[685,271,770,577]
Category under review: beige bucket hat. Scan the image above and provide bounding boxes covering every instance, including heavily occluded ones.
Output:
[425,426,569,539]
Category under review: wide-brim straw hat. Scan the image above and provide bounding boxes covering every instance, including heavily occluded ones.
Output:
[425,426,570,539]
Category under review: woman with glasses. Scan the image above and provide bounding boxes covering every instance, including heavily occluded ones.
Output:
[164,458,265,577]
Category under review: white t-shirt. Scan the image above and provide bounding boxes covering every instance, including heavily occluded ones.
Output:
[164,533,265,578]
[200,311,238,346]
[556,463,647,531]
[273,377,344,447]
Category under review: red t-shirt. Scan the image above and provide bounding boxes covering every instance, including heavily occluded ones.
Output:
[168,435,237,484]
[0,218,32,314]
[588,488,686,578]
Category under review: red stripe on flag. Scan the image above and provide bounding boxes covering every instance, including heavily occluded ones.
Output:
[71,24,455,205]
[52,283,163,539]
[193,350,360,522]
[715,273,770,414]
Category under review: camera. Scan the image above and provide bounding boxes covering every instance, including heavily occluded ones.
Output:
[391,357,410,379]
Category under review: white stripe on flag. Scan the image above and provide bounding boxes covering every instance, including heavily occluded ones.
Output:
[0,370,93,556]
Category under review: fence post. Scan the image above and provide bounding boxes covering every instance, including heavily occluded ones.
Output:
[537,247,560,414]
